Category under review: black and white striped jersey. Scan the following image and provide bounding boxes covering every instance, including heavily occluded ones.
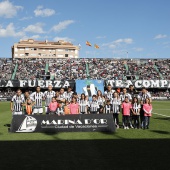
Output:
[132,103,141,115]
[30,92,44,108]
[11,95,25,112]
[65,91,74,102]
[97,96,105,106]
[104,90,115,100]
[44,90,55,106]
[120,93,132,102]
[105,104,112,114]
[56,107,64,115]
[79,99,88,112]
[111,98,121,113]
[58,92,67,100]
[138,92,151,103]
[89,100,99,112]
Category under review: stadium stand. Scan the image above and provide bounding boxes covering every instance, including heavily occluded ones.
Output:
[0,58,170,98]
[1,58,170,81]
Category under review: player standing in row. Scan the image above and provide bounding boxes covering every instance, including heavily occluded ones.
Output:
[89,95,100,114]
[30,86,44,115]
[11,89,25,115]
[65,86,74,102]
[57,88,66,104]
[44,85,55,114]
[128,85,137,98]
[104,84,115,100]
[120,88,132,102]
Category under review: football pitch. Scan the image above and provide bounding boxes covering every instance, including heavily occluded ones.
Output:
[0,101,170,169]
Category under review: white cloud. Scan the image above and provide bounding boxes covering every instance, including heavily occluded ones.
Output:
[114,38,133,44]
[154,34,167,39]
[22,35,41,40]
[24,23,45,33]
[102,38,133,49]
[53,36,74,42]
[19,16,32,21]
[51,20,75,33]
[0,1,23,18]
[34,6,55,17]
[0,23,24,37]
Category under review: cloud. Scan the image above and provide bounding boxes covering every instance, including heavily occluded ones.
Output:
[51,20,75,33]
[19,16,32,21]
[102,38,133,49]
[154,34,167,39]
[114,38,133,44]
[0,1,23,18]
[24,23,45,33]
[53,36,74,42]
[34,6,55,17]
[22,35,41,40]
[0,23,24,37]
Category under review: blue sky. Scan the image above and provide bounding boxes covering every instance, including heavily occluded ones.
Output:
[0,0,170,58]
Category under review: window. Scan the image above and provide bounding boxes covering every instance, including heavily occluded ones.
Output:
[58,55,63,58]
[58,49,64,52]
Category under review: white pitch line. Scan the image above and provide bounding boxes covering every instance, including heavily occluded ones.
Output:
[152,112,170,118]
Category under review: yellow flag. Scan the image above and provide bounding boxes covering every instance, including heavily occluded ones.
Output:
[86,41,92,46]
[94,44,99,49]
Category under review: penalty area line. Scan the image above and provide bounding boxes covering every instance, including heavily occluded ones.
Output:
[152,112,170,118]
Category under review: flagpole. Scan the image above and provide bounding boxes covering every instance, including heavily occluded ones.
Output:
[94,50,96,58]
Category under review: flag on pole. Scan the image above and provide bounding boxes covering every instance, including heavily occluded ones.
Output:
[94,44,99,49]
[86,41,92,46]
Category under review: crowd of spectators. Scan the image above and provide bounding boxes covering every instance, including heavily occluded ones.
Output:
[0,58,15,80]
[155,59,170,80]
[15,59,46,80]
[0,58,170,81]
[127,59,162,80]
[0,89,15,98]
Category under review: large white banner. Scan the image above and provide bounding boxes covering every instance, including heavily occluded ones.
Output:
[106,80,170,88]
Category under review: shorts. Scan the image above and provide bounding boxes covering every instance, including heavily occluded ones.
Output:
[13,111,23,115]
[32,108,43,114]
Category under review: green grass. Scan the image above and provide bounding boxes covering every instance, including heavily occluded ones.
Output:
[0,101,170,170]
[0,101,170,140]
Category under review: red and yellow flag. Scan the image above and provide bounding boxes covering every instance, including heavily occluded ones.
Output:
[86,41,92,46]
[94,44,99,49]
